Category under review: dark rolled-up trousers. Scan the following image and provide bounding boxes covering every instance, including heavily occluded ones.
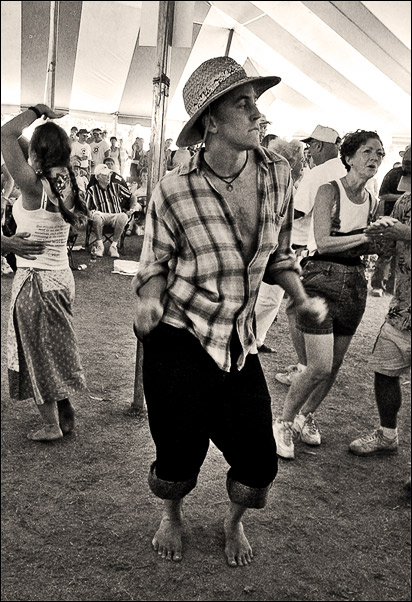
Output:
[142,322,278,509]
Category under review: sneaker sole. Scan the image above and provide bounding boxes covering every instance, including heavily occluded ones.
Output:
[348,447,398,457]
[275,375,292,386]
[276,452,295,460]
[301,438,321,446]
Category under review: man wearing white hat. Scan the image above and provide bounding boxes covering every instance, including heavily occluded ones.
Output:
[132,56,326,566]
[275,125,346,398]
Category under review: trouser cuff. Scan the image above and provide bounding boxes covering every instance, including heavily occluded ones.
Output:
[148,463,197,500]
[227,476,272,509]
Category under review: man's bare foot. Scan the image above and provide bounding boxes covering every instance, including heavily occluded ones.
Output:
[152,515,183,562]
[224,517,254,567]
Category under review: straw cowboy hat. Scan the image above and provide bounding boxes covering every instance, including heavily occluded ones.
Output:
[176,56,281,147]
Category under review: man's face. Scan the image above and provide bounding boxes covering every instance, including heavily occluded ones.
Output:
[79,133,88,143]
[93,130,102,142]
[211,84,261,150]
[104,159,115,171]
[96,172,110,189]
[305,139,323,166]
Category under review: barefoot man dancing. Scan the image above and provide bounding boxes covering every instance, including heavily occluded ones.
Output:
[132,57,327,567]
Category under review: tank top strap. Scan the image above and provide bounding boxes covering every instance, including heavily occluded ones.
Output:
[40,186,48,210]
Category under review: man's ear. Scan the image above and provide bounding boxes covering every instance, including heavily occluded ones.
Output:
[202,111,218,135]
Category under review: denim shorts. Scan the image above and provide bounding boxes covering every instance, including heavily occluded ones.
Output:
[296,259,368,336]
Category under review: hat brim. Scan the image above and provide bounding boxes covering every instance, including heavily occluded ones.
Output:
[176,75,281,148]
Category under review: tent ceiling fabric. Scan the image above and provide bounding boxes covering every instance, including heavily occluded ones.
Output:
[1,0,410,141]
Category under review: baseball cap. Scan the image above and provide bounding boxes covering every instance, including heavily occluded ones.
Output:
[398,146,411,192]
[302,125,340,144]
[78,128,89,136]
[94,164,111,176]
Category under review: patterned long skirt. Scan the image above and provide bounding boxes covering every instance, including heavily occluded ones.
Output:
[8,268,86,405]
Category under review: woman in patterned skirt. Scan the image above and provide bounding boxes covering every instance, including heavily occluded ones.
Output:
[1,104,88,441]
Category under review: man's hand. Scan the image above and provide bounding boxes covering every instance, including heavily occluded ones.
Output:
[133,297,164,340]
[295,295,328,324]
[1,232,45,259]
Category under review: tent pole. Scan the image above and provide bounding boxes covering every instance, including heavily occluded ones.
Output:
[44,1,59,109]
[130,1,175,416]
[225,28,234,57]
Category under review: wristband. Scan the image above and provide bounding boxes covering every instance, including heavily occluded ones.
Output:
[28,106,42,119]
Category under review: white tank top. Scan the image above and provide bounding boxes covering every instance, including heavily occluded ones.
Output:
[12,188,71,270]
[307,178,372,253]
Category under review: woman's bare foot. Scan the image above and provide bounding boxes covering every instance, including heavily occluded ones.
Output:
[152,501,183,561]
[224,516,254,567]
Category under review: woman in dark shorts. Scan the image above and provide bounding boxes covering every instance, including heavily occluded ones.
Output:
[273,130,387,459]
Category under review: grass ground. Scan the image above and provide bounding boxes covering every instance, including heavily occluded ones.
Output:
[1,234,410,601]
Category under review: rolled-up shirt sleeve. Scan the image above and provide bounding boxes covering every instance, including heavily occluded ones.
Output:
[132,184,175,293]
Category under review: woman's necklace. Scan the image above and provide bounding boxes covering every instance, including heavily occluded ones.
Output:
[204,152,249,191]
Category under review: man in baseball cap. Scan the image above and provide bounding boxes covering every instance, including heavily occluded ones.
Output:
[132,56,327,566]
[86,164,131,258]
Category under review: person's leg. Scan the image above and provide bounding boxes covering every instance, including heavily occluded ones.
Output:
[212,352,277,565]
[112,213,129,243]
[91,212,104,240]
[299,334,353,415]
[224,502,253,567]
[273,332,334,458]
[143,324,219,561]
[255,283,284,349]
[275,301,307,385]
[282,333,335,421]
[375,372,402,428]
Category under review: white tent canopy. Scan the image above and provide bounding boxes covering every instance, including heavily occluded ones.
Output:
[1,1,411,145]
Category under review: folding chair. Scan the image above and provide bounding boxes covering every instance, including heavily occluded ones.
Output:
[85,215,131,255]
[67,228,78,269]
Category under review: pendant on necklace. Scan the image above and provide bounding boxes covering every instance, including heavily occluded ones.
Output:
[227,184,233,191]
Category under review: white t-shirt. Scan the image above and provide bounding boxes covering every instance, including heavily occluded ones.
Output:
[90,140,110,171]
[71,141,92,169]
[292,157,346,246]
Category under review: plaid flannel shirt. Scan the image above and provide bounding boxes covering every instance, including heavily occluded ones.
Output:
[134,147,298,372]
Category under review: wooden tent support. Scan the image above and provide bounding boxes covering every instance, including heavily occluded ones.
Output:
[129,1,175,416]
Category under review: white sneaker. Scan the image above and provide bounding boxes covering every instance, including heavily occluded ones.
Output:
[293,413,321,446]
[273,419,295,459]
[349,428,398,456]
[108,242,120,258]
[93,240,104,257]
[275,364,306,386]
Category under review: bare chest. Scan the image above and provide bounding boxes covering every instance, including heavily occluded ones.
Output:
[210,165,259,262]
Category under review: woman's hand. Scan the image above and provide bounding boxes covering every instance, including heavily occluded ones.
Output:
[33,104,67,120]
[295,295,328,324]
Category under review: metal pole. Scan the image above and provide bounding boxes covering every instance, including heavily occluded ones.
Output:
[44,1,59,109]
[225,28,234,57]
[130,1,175,415]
